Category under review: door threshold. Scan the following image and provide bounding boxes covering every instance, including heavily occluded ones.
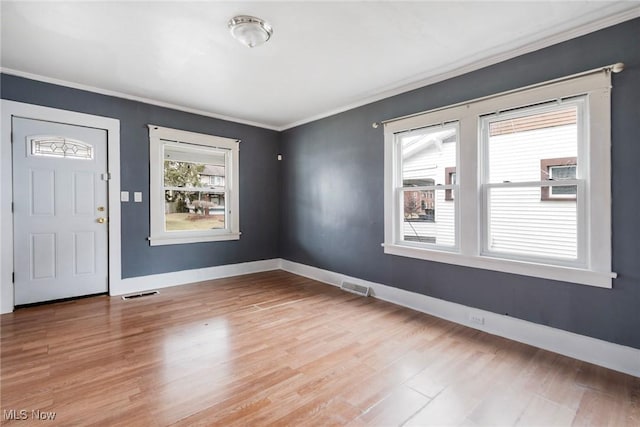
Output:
[14,292,109,309]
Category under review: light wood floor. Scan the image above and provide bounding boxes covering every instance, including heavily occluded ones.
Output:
[1,270,638,426]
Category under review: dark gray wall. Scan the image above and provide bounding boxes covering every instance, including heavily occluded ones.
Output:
[1,74,281,278]
[280,18,640,349]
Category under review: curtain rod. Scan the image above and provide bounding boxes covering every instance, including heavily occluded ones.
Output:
[371,62,624,129]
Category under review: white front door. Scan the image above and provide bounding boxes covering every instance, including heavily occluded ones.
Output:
[12,117,109,305]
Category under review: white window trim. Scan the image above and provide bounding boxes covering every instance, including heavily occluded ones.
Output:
[384,71,616,288]
[148,125,240,246]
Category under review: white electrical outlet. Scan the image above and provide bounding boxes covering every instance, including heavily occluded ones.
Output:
[469,313,485,325]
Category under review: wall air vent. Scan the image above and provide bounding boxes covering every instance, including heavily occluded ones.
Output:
[340,281,371,297]
[122,291,159,300]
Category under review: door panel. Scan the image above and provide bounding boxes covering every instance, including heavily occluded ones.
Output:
[31,233,56,279]
[30,169,55,215]
[73,232,96,275]
[73,172,95,215]
[13,117,108,305]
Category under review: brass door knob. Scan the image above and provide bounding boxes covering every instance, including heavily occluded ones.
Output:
[97,217,106,224]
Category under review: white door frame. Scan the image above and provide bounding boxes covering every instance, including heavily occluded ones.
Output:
[1,100,121,313]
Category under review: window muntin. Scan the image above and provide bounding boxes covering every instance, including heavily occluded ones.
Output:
[148,125,239,246]
[395,123,458,249]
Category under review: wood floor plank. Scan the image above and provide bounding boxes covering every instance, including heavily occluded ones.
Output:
[516,395,576,426]
[1,270,638,426]
[356,384,430,425]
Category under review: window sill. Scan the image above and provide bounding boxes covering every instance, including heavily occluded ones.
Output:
[382,243,615,288]
[149,233,241,246]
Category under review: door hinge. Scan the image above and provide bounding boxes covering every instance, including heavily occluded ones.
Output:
[101,172,112,181]
[11,202,14,213]
[12,272,15,283]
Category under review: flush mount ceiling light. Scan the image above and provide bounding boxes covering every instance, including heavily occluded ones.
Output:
[228,15,273,48]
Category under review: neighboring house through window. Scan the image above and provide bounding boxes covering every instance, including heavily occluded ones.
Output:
[148,125,240,246]
[202,167,226,188]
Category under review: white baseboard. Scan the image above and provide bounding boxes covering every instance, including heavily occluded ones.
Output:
[280,259,640,378]
[111,258,281,296]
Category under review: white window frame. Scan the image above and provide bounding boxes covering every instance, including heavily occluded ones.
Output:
[384,71,616,288]
[480,98,586,268]
[394,121,461,252]
[148,125,240,246]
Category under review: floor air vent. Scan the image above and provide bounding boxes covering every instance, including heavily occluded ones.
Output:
[122,291,159,300]
[340,281,371,297]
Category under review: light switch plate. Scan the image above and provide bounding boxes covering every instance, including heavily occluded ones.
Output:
[121,191,129,202]
[134,192,143,202]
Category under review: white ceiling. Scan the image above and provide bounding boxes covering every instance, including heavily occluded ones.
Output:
[1,1,639,130]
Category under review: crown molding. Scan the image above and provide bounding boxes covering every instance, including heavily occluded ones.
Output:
[280,6,640,131]
[0,67,281,131]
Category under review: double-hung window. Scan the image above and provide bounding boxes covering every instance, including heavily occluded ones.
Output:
[481,99,584,263]
[394,122,459,248]
[384,70,616,287]
[148,125,240,246]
